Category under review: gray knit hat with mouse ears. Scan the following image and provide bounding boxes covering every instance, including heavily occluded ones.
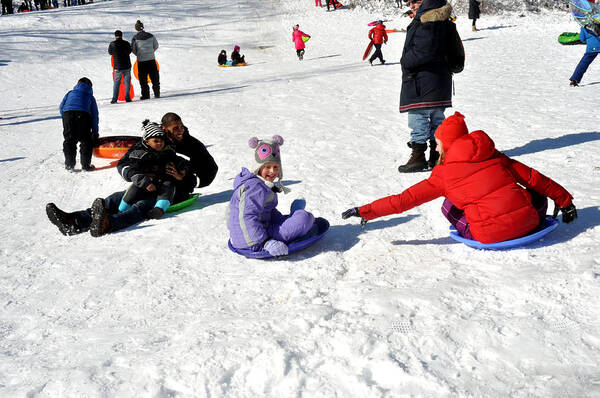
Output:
[248,135,284,180]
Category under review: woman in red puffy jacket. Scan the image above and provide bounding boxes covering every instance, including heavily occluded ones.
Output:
[342,112,577,244]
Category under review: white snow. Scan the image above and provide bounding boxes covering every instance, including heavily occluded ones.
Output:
[1,0,600,396]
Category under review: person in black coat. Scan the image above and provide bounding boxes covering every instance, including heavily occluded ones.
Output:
[117,120,190,219]
[108,30,132,103]
[469,0,481,31]
[218,50,227,65]
[160,112,218,203]
[397,0,454,173]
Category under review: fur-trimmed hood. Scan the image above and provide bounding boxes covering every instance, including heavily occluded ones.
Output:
[419,1,452,23]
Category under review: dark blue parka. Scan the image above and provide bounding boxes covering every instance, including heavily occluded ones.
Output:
[399,0,453,113]
[59,82,99,133]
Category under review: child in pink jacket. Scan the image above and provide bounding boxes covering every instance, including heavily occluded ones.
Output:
[292,25,310,60]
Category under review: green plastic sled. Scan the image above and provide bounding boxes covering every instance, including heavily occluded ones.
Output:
[166,193,200,213]
[558,32,583,45]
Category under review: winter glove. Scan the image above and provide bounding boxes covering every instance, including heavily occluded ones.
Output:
[552,203,578,224]
[342,207,368,228]
[131,173,153,189]
[263,239,289,256]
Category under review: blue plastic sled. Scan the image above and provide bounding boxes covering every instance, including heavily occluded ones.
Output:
[228,217,330,258]
[449,216,559,250]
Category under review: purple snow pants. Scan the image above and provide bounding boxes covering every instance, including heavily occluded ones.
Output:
[442,190,548,240]
[268,210,315,243]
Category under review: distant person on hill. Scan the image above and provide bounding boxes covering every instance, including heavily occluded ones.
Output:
[218,49,227,65]
[469,0,480,31]
[231,45,246,65]
[17,2,29,12]
[368,20,388,65]
[342,112,577,244]
[315,0,322,7]
[569,24,600,86]
[59,77,99,171]
[108,29,132,103]
[131,20,160,99]
[160,112,219,203]
[292,24,310,60]
[2,0,14,14]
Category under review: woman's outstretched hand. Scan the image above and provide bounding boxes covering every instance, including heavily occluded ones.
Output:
[342,207,368,228]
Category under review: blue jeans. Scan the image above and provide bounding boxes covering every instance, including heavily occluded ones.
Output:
[112,69,131,102]
[73,191,155,233]
[570,52,598,83]
[407,107,446,144]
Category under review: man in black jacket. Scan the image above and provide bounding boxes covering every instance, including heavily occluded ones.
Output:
[397,0,454,173]
[108,30,132,103]
[161,112,218,203]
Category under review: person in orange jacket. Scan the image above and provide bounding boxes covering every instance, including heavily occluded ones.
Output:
[342,112,577,244]
[368,20,388,65]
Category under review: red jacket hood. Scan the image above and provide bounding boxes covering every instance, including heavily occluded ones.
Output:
[444,130,496,164]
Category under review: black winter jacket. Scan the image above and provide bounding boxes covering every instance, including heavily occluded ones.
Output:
[469,0,480,20]
[108,38,132,70]
[167,127,218,193]
[117,141,190,189]
[399,0,454,112]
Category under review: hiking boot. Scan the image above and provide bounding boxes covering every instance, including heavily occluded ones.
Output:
[472,26,478,32]
[89,198,110,237]
[427,139,439,169]
[146,207,165,219]
[82,164,95,172]
[398,142,428,173]
[46,203,80,236]
[570,80,579,87]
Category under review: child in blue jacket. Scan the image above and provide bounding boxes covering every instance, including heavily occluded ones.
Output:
[59,77,99,171]
[570,24,600,86]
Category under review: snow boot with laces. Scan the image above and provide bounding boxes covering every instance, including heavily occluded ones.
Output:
[398,142,428,173]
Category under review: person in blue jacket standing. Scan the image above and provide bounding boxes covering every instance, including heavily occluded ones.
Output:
[59,77,99,171]
[570,24,600,86]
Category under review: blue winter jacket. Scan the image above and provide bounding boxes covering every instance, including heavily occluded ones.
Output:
[580,26,600,53]
[59,83,99,134]
[228,168,283,251]
[399,0,454,112]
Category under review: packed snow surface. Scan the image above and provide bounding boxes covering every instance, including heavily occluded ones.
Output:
[1,0,600,396]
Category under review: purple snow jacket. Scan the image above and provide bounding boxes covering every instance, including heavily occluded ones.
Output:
[228,168,283,251]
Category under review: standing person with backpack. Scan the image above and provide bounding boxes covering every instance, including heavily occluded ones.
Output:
[397,0,458,173]
[469,0,481,31]
[108,29,132,103]
[131,20,160,100]
[368,20,388,65]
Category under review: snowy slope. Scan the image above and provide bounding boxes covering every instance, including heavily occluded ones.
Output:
[1,0,600,396]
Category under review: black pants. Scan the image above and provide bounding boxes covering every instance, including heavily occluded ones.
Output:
[296,49,305,59]
[369,43,384,64]
[138,59,160,99]
[122,179,175,207]
[1,0,13,13]
[62,111,94,168]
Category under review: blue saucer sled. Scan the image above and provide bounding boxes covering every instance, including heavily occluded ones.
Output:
[229,217,330,258]
[449,216,559,250]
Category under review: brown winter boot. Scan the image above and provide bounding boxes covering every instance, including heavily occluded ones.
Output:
[472,25,478,32]
[398,142,428,173]
[427,139,439,170]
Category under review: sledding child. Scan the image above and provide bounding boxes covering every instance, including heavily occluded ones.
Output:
[218,50,227,65]
[228,136,315,256]
[231,45,246,65]
[117,120,190,219]
[292,25,310,60]
[59,77,99,171]
[569,23,600,86]
[342,112,577,244]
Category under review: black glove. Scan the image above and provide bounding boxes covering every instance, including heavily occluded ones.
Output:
[342,207,368,227]
[552,203,578,223]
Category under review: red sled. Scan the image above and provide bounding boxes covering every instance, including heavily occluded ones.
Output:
[110,56,134,102]
[331,0,343,8]
[362,40,374,61]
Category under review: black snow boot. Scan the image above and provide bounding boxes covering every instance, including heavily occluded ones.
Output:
[427,139,439,170]
[146,207,165,220]
[89,198,110,237]
[46,203,81,236]
[398,142,428,173]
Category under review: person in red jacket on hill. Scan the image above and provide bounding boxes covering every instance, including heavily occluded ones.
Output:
[368,20,388,65]
[342,112,577,244]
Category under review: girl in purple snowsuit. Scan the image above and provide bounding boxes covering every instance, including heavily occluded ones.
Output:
[228,135,315,256]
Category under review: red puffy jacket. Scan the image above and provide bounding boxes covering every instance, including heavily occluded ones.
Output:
[369,24,388,45]
[359,131,573,243]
